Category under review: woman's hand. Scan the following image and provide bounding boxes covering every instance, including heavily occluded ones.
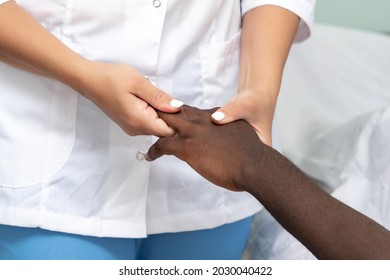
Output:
[211,90,275,146]
[75,61,183,137]
[210,5,301,147]
[0,2,183,138]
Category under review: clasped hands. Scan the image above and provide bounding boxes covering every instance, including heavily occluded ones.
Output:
[146,105,266,193]
[77,63,271,190]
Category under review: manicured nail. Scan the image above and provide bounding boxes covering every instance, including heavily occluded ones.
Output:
[170,99,184,108]
[212,111,225,121]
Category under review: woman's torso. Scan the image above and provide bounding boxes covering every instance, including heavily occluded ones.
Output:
[0,0,260,237]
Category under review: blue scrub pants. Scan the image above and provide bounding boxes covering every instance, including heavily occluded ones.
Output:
[0,216,253,260]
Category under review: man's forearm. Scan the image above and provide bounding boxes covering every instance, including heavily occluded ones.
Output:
[247,147,390,260]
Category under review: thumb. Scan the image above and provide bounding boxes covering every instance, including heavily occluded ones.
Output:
[211,96,274,147]
[135,77,184,113]
[146,136,181,162]
[211,98,244,125]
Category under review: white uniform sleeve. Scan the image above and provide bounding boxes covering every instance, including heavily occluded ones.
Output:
[241,0,316,42]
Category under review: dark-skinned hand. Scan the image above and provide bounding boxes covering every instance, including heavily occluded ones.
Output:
[146,105,263,192]
[146,105,390,260]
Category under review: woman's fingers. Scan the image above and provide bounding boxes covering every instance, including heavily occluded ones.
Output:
[133,75,183,113]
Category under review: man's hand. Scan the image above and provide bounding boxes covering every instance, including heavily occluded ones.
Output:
[146,105,263,192]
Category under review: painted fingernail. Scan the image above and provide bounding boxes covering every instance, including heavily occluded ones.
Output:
[170,99,184,108]
[212,111,225,121]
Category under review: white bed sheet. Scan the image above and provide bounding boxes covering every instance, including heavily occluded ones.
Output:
[277,24,390,164]
[246,24,390,260]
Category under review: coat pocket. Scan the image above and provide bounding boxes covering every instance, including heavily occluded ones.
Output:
[0,65,77,188]
[199,31,241,107]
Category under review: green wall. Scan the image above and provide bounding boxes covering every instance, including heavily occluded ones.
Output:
[315,0,390,33]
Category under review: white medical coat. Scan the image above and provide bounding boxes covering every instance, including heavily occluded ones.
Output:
[0,0,315,237]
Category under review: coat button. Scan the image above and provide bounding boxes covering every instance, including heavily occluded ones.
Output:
[136,151,146,161]
[152,0,161,8]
